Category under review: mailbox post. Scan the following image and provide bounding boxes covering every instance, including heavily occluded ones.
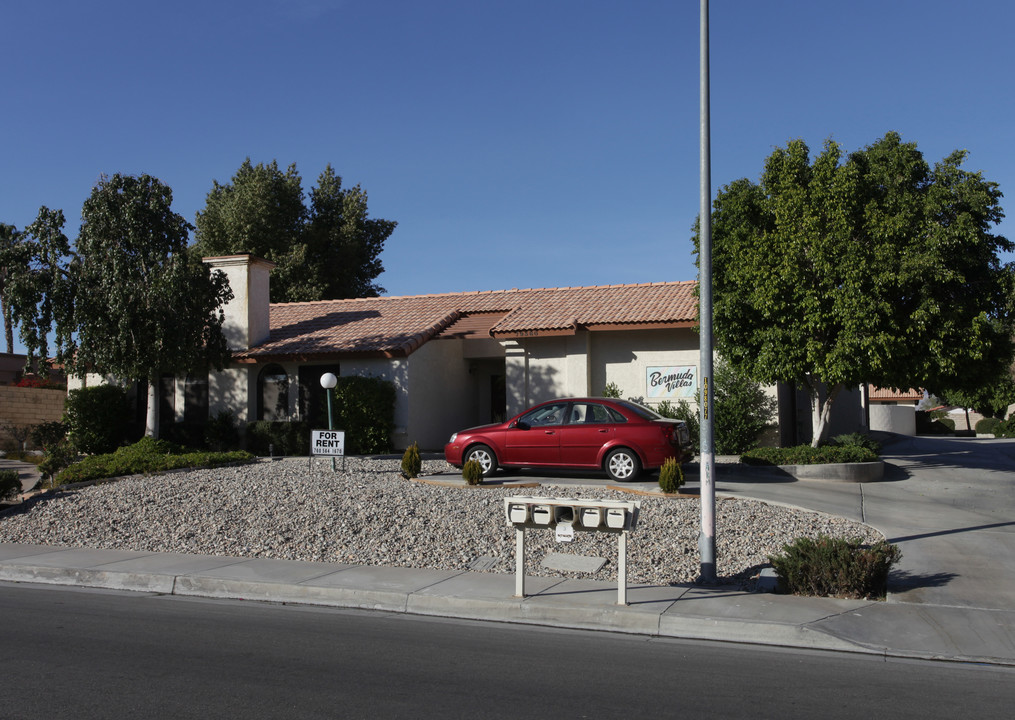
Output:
[504,496,640,605]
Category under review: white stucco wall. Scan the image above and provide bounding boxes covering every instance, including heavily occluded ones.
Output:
[406,339,474,450]
[869,404,916,436]
[209,366,254,425]
[590,328,700,408]
[203,255,273,351]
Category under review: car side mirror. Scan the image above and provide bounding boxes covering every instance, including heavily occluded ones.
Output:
[512,420,530,430]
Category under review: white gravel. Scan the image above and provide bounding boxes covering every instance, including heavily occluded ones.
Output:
[0,457,883,587]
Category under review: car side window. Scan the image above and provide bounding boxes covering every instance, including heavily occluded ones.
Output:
[522,403,568,427]
[605,406,627,423]
[568,403,613,424]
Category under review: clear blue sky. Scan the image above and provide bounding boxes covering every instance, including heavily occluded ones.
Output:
[3,1,1014,353]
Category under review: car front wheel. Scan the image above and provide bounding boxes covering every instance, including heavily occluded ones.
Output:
[605,448,641,481]
[465,444,498,477]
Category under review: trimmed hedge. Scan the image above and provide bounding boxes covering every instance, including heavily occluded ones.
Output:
[245,420,311,456]
[64,385,129,454]
[741,444,878,466]
[55,438,254,485]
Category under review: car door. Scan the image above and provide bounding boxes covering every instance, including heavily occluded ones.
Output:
[502,402,567,465]
[559,402,617,466]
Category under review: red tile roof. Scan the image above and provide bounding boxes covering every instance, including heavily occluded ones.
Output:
[867,386,924,402]
[233,281,698,361]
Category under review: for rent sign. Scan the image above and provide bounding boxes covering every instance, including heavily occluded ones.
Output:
[646,366,697,399]
[311,430,345,456]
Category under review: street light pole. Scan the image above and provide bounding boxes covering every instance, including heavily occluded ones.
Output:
[698,0,717,583]
[320,372,338,471]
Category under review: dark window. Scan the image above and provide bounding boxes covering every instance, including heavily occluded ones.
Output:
[258,365,290,421]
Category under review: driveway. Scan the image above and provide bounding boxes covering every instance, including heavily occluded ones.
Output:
[501,436,1015,611]
[714,435,1015,611]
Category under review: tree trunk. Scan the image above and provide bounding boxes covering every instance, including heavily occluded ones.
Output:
[145,379,160,439]
[2,302,12,355]
[809,382,844,448]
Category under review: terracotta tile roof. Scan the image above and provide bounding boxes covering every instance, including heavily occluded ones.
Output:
[233,281,697,361]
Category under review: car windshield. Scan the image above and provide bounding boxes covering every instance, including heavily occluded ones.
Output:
[615,399,664,421]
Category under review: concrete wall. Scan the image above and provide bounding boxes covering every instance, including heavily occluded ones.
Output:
[869,404,916,436]
[0,386,65,429]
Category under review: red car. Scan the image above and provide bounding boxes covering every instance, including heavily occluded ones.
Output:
[444,397,692,481]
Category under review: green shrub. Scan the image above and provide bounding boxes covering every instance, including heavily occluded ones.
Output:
[161,421,207,450]
[245,420,311,456]
[657,457,684,494]
[657,399,700,455]
[741,444,879,466]
[601,382,622,399]
[55,438,254,485]
[205,411,240,451]
[831,432,881,453]
[462,459,484,485]
[0,470,20,501]
[975,417,1002,435]
[768,535,902,599]
[401,442,422,478]
[39,441,78,487]
[712,359,777,455]
[332,376,395,454]
[31,421,67,451]
[64,385,129,454]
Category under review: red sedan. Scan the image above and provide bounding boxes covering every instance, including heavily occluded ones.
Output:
[444,397,692,481]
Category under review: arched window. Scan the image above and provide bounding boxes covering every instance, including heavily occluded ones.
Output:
[258,365,290,421]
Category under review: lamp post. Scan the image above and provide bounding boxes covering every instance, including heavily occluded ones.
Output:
[320,372,338,470]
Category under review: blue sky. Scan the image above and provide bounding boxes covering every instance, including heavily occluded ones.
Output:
[3,1,1014,353]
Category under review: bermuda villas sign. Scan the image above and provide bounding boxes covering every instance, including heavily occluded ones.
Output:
[646,366,696,399]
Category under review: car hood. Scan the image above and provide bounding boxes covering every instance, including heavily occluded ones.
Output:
[456,422,505,435]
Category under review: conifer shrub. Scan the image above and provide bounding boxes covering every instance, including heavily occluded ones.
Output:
[401,442,422,478]
[657,457,684,494]
[741,444,878,466]
[55,438,254,485]
[462,459,484,485]
[768,535,902,599]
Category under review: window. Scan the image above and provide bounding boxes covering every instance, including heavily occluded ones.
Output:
[258,364,290,421]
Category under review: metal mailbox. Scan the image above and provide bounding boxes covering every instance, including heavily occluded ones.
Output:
[503,496,641,605]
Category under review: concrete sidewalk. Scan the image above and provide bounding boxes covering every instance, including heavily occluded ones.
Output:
[3,437,1015,667]
[1,541,1013,666]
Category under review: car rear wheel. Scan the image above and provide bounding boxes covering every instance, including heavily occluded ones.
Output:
[465,444,498,477]
[605,448,641,481]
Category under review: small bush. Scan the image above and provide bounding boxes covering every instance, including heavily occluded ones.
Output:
[768,535,902,599]
[601,382,622,399]
[55,438,254,485]
[65,385,129,454]
[462,459,484,485]
[741,444,879,466]
[245,421,311,456]
[831,432,881,453]
[657,457,684,494]
[39,441,78,487]
[975,417,1002,435]
[332,376,396,454]
[205,411,240,451]
[401,442,422,478]
[0,470,21,501]
[31,421,67,451]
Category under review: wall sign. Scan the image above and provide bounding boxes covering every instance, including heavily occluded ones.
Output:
[646,366,697,399]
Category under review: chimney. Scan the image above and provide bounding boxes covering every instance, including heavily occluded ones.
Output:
[202,254,275,351]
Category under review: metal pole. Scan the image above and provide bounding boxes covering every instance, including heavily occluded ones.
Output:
[515,527,526,598]
[698,0,717,583]
[326,388,336,472]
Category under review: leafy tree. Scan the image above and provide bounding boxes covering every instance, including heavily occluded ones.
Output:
[3,174,233,440]
[73,174,233,438]
[935,366,1015,429]
[193,159,396,303]
[0,210,75,361]
[697,132,1014,446]
[713,358,777,455]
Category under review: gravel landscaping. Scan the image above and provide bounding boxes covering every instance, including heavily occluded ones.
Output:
[0,456,883,587]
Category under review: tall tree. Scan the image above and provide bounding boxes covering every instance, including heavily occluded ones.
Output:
[192,159,396,303]
[74,174,232,438]
[696,132,1014,446]
[0,209,75,363]
[3,175,233,440]
[0,223,20,354]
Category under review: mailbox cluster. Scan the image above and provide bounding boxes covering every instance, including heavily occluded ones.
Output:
[504,496,640,532]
